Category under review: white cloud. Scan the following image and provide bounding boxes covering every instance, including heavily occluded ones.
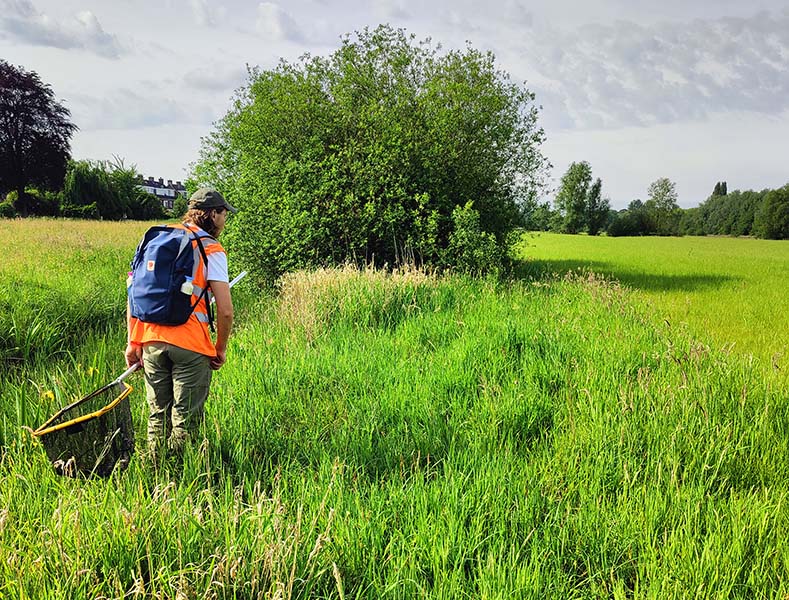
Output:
[0,0,123,58]
[183,64,248,93]
[255,2,304,42]
[502,0,533,27]
[69,89,214,131]
[190,0,226,27]
[373,0,411,20]
[71,123,209,180]
[521,11,789,130]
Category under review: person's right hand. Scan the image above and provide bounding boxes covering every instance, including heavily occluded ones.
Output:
[125,342,142,368]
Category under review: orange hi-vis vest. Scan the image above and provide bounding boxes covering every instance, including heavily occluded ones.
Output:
[129,223,226,357]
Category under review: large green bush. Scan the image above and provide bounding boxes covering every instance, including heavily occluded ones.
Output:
[194,25,548,283]
[6,188,60,217]
[61,159,166,221]
[62,160,121,219]
[0,198,15,218]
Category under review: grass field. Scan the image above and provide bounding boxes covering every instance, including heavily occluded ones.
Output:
[1,220,788,598]
[516,232,789,376]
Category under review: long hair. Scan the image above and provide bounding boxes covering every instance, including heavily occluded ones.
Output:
[183,208,221,237]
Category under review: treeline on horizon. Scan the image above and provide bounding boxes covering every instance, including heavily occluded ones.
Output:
[526,166,789,241]
[613,182,789,240]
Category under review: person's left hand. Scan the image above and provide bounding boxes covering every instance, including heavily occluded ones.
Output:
[210,348,227,370]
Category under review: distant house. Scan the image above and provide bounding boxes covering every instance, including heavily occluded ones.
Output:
[137,176,187,210]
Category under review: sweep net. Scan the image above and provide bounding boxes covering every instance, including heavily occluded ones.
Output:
[32,380,136,478]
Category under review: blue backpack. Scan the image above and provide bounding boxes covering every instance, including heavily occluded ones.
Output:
[128,226,214,329]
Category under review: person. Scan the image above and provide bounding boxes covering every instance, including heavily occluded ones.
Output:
[125,187,237,458]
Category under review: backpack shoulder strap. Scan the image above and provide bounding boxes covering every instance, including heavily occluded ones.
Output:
[183,226,216,332]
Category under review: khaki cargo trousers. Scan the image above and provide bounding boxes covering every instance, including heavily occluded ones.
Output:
[142,342,212,455]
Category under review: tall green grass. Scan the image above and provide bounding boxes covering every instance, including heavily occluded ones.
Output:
[1,221,788,598]
[0,219,151,365]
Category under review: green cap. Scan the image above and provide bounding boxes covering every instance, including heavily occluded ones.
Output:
[188,187,237,213]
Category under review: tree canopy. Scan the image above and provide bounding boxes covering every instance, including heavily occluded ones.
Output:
[193,25,548,282]
[0,61,77,217]
[61,159,167,220]
[645,177,680,236]
[753,184,789,240]
[553,161,610,235]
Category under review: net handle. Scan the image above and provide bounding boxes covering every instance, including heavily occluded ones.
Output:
[114,362,141,384]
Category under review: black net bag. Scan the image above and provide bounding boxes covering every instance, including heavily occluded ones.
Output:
[32,365,138,478]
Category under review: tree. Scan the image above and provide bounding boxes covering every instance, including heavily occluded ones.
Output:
[553,161,609,234]
[678,207,704,236]
[712,181,727,197]
[193,25,548,282]
[170,195,189,219]
[584,178,611,236]
[523,200,554,231]
[753,184,789,240]
[61,158,166,220]
[0,61,77,217]
[554,161,592,234]
[646,177,680,236]
[108,158,165,220]
[62,160,115,219]
[606,198,654,237]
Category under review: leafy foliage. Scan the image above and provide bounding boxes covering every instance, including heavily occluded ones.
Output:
[645,177,680,236]
[584,178,611,236]
[712,181,727,197]
[446,202,502,275]
[62,160,120,219]
[61,159,166,221]
[4,188,60,217]
[0,61,77,217]
[607,209,649,237]
[171,195,189,219]
[554,161,592,234]
[523,201,555,231]
[694,188,766,237]
[753,184,789,240]
[0,198,15,218]
[109,158,167,220]
[553,161,610,235]
[608,179,681,237]
[194,25,548,283]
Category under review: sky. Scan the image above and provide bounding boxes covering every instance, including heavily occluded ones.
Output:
[1,0,788,209]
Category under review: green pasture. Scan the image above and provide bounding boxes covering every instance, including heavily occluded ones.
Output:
[0,219,151,365]
[1,220,788,598]
[517,232,789,377]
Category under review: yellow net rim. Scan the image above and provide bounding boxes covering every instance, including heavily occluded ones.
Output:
[32,382,134,438]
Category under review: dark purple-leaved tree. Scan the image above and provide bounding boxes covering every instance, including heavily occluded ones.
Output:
[0,61,77,216]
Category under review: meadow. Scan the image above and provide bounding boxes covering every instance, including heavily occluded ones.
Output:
[516,232,789,376]
[1,220,788,598]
